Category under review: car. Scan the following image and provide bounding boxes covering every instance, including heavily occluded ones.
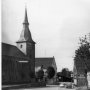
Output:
[65,82,74,88]
[59,83,66,87]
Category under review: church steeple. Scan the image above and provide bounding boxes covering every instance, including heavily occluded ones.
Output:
[16,8,35,75]
[16,8,35,44]
[23,7,29,25]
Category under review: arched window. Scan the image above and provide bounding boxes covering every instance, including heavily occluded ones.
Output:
[20,45,23,48]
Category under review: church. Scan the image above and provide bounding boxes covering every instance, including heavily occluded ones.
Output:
[2,8,57,84]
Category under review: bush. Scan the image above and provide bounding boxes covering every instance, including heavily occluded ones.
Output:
[36,69,44,80]
[47,66,55,79]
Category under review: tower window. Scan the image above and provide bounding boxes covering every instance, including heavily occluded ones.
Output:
[20,45,23,48]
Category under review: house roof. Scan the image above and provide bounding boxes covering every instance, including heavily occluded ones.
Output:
[2,43,28,59]
[35,57,54,69]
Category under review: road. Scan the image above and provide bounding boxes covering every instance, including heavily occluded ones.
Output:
[25,86,76,90]
[2,85,76,90]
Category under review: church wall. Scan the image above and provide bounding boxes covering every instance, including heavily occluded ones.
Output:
[26,43,35,75]
[2,55,32,84]
[2,56,19,83]
[2,8,37,84]
[17,43,26,55]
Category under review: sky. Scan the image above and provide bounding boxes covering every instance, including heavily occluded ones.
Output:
[2,0,90,72]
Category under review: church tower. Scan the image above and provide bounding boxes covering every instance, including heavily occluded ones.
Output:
[16,8,35,74]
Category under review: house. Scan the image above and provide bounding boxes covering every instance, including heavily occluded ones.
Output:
[73,58,90,86]
[35,57,57,84]
[35,57,57,73]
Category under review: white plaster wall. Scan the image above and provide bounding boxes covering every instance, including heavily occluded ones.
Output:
[17,43,26,55]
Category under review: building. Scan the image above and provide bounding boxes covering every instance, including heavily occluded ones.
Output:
[35,57,57,73]
[73,58,90,86]
[2,8,57,84]
[35,57,57,84]
[2,8,35,84]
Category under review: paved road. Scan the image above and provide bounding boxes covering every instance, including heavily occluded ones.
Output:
[2,84,76,90]
[4,86,75,90]
[26,87,76,90]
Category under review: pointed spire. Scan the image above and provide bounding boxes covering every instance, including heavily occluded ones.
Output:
[16,7,35,44]
[23,7,29,25]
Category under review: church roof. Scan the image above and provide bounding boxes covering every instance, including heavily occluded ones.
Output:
[35,57,55,69]
[2,43,28,59]
[16,8,35,44]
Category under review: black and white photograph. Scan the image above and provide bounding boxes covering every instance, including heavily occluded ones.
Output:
[2,0,90,90]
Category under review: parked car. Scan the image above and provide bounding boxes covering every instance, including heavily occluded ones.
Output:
[59,83,66,87]
[65,82,74,88]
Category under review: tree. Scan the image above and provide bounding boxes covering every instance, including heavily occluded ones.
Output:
[47,66,55,79]
[57,72,62,81]
[74,33,90,89]
[61,68,69,77]
[74,34,90,71]
[60,68,72,82]
[36,69,44,81]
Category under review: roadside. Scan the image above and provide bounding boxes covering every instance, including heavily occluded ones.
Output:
[76,86,90,90]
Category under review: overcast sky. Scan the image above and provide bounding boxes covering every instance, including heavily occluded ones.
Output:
[2,0,90,71]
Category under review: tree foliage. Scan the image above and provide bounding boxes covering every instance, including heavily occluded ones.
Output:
[74,34,90,70]
[47,66,55,79]
[57,68,73,82]
[61,68,68,76]
[36,69,44,80]
[61,68,71,78]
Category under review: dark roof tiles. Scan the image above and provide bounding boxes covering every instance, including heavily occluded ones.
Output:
[35,58,54,69]
[2,43,27,58]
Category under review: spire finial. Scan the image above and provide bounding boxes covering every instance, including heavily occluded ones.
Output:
[23,5,29,25]
[25,3,27,10]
